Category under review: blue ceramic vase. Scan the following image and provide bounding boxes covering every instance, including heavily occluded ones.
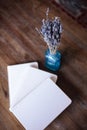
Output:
[45,49,61,71]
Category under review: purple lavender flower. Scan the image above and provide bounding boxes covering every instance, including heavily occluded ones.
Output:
[36,8,63,54]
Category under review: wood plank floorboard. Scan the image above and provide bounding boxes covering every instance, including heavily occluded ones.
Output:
[0,0,87,129]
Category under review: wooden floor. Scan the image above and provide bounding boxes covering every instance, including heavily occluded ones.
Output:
[0,0,87,130]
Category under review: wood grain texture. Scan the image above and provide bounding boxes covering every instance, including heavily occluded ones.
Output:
[0,0,87,130]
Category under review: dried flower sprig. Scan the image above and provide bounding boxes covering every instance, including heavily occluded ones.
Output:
[36,8,63,54]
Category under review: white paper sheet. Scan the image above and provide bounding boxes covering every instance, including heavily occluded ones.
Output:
[7,62,72,130]
[8,62,57,108]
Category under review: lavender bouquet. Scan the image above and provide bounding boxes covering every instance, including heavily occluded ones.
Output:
[36,8,63,54]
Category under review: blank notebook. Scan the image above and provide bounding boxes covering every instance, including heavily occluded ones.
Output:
[7,62,72,130]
